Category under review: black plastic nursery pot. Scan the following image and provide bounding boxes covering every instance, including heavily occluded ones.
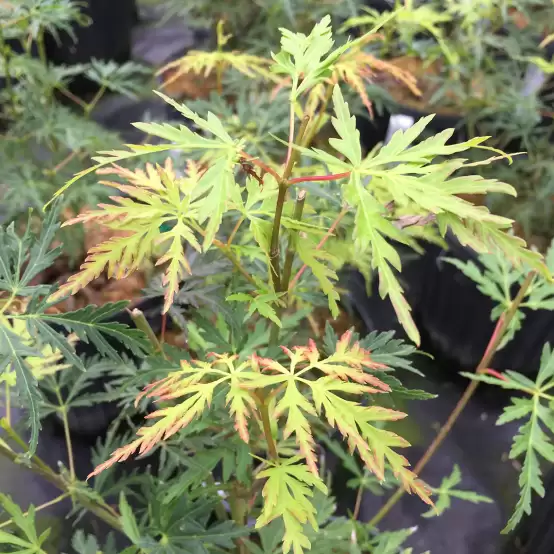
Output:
[408,236,554,375]
[345,233,554,377]
[44,0,138,98]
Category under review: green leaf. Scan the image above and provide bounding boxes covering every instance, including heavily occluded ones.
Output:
[256,458,328,554]
[0,494,50,553]
[474,345,554,533]
[422,465,492,518]
[328,85,362,167]
[295,239,340,318]
[119,492,142,544]
[272,16,351,98]
[0,325,42,456]
[17,301,150,364]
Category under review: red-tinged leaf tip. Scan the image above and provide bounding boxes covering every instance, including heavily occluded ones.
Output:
[280,345,294,358]
[338,330,353,349]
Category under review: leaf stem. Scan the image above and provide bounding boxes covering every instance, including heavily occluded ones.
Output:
[288,172,351,185]
[227,216,245,247]
[53,386,75,481]
[284,103,296,170]
[0,493,70,529]
[257,393,278,461]
[4,382,10,427]
[0,439,123,531]
[212,239,257,287]
[0,418,51,474]
[368,271,535,528]
[269,116,310,295]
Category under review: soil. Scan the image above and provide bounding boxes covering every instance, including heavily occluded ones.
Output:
[23,207,147,315]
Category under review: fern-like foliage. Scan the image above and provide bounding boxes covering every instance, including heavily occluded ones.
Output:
[157,20,276,93]
[49,159,208,312]
[463,344,554,532]
[48,16,550,346]
[422,464,492,518]
[89,331,431,553]
[0,200,149,454]
[298,84,548,343]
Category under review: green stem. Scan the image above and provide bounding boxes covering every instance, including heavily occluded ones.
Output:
[281,190,306,292]
[257,394,278,461]
[53,387,75,481]
[268,115,310,340]
[129,308,164,356]
[0,493,70,529]
[0,439,123,532]
[4,382,10,427]
[228,483,247,554]
[0,418,51,474]
[368,272,536,528]
[85,85,106,116]
[37,30,47,65]
[213,239,257,287]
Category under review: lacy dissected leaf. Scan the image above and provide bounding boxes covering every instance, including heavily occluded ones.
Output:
[49,159,231,312]
[422,464,492,518]
[464,344,554,532]
[0,316,73,382]
[524,239,554,310]
[14,300,150,366]
[295,236,340,318]
[227,290,283,328]
[0,323,43,456]
[272,16,351,99]
[301,86,549,343]
[0,198,62,297]
[0,494,50,554]
[47,93,242,206]
[85,59,152,98]
[437,214,549,281]
[119,492,246,554]
[91,332,430,510]
[159,49,275,91]
[87,353,259,478]
[445,240,554,349]
[256,458,328,554]
[251,332,432,504]
[316,33,421,115]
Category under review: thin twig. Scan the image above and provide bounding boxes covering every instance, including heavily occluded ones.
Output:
[368,272,536,527]
[227,216,245,247]
[287,171,350,185]
[0,493,70,529]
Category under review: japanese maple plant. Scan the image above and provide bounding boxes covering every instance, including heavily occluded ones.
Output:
[1,16,553,554]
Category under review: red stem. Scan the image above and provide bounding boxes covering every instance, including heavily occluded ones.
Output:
[288,172,351,185]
